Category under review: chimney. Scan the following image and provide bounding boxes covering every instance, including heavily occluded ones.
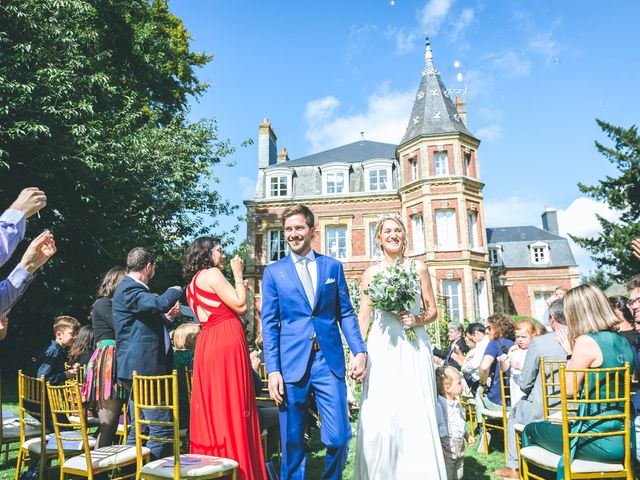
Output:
[455,96,467,126]
[542,207,559,235]
[277,147,289,164]
[258,117,277,169]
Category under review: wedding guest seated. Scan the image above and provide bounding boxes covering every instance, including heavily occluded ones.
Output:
[521,284,635,478]
[436,366,475,480]
[68,325,96,367]
[609,295,639,346]
[172,322,200,429]
[450,322,488,394]
[494,299,567,478]
[434,322,469,370]
[476,313,515,441]
[37,316,81,386]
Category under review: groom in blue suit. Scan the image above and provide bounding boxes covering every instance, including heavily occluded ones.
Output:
[261,204,367,480]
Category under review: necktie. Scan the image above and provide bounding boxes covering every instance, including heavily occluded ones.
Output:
[299,257,315,307]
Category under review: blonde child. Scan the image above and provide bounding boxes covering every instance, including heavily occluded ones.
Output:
[501,319,538,406]
[436,366,475,480]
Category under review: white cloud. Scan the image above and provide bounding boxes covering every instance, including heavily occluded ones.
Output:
[346,23,378,64]
[450,8,475,39]
[491,50,532,78]
[386,0,455,54]
[475,124,503,142]
[529,32,559,65]
[303,83,414,153]
[462,69,495,99]
[484,197,542,229]
[419,0,456,36]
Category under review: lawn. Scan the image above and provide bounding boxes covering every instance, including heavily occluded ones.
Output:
[1,369,511,479]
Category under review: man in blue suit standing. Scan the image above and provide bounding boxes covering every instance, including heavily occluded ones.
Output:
[113,246,182,459]
[261,204,367,480]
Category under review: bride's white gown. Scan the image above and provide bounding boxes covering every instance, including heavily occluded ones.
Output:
[354,285,446,479]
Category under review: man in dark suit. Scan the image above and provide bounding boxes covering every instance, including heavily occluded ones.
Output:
[433,321,469,370]
[113,247,182,459]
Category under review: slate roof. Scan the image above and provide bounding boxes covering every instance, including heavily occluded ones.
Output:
[266,140,397,169]
[486,226,577,268]
[401,38,476,145]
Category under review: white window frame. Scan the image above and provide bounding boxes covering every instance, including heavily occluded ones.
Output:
[435,209,458,250]
[369,222,379,259]
[441,279,463,322]
[267,229,288,263]
[265,168,292,198]
[488,246,502,266]
[326,225,347,260]
[321,163,350,195]
[363,159,393,192]
[434,151,449,176]
[410,157,418,182]
[474,279,489,321]
[529,241,550,265]
[468,211,479,249]
[411,214,425,253]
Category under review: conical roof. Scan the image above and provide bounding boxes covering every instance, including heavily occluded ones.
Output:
[400,38,476,145]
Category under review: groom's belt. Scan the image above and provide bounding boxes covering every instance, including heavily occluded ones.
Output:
[311,341,321,351]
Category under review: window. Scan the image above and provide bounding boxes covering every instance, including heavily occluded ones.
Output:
[326,226,347,260]
[368,169,389,191]
[533,291,554,321]
[326,172,345,194]
[411,214,425,253]
[269,176,287,197]
[369,222,379,259]
[529,242,550,265]
[410,158,418,181]
[364,159,393,192]
[464,153,472,176]
[435,209,458,250]
[489,247,501,265]
[434,151,448,176]
[474,280,489,321]
[468,211,478,249]
[441,279,463,322]
[268,230,288,263]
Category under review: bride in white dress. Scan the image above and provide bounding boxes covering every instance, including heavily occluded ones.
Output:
[354,215,446,479]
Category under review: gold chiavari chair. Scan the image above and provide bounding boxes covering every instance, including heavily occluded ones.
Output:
[47,381,141,479]
[520,363,633,480]
[184,367,193,402]
[478,366,510,465]
[132,370,238,479]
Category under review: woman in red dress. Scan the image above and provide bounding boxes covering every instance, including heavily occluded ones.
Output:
[182,237,266,480]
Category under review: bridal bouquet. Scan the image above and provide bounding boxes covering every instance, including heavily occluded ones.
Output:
[364,260,420,340]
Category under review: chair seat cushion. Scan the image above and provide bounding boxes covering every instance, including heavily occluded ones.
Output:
[514,423,524,432]
[68,415,101,426]
[520,445,624,473]
[24,434,96,454]
[2,424,41,443]
[479,408,504,418]
[140,454,238,478]
[63,445,149,471]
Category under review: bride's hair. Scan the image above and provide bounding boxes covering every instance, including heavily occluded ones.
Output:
[374,214,407,256]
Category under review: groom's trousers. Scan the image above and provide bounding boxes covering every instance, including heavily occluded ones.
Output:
[279,348,351,480]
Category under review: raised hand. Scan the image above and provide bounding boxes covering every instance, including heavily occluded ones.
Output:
[166,301,181,319]
[20,230,57,273]
[632,239,640,260]
[10,187,47,218]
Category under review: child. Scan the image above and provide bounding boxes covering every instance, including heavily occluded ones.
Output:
[436,366,475,480]
[68,324,96,367]
[36,315,81,385]
[502,319,538,406]
[172,322,200,428]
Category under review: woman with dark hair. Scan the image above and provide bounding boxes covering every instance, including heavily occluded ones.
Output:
[69,325,96,366]
[608,295,639,346]
[81,266,126,448]
[183,237,266,480]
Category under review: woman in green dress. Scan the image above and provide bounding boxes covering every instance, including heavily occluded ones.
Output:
[521,283,634,479]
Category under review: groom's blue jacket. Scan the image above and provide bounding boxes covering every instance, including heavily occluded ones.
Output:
[261,252,366,383]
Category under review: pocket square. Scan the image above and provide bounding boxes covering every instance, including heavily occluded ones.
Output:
[325,278,336,284]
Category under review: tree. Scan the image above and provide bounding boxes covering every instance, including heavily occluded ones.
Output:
[571,120,640,282]
[581,268,614,291]
[0,0,242,369]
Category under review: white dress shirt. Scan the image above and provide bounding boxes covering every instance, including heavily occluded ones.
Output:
[290,250,317,294]
[460,335,490,381]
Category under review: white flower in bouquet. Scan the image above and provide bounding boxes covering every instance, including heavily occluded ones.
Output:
[364,260,420,340]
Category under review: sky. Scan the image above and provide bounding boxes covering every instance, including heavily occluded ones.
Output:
[169,0,640,276]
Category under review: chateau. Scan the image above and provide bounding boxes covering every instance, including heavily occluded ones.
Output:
[243,39,579,333]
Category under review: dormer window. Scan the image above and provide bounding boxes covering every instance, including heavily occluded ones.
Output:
[363,159,393,192]
[266,168,292,198]
[489,245,502,265]
[321,163,350,195]
[529,241,550,265]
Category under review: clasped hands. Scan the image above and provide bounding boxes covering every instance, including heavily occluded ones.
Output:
[397,310,420,327]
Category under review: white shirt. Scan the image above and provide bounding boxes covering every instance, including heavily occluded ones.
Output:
[437,395,466,439]
[460,335,490,381]
[290,250,317,294]
[127,274,173,354]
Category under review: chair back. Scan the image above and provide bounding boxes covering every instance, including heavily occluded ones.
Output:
[559,363,632,479]
[498,365,510,418]
[540,358,567,419]
[17,370,47,448]
[132,370,180,479]
[184,366,193,401]
[46,382,93,470]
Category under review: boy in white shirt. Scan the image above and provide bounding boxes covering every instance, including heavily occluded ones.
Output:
[436,366,475,480]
